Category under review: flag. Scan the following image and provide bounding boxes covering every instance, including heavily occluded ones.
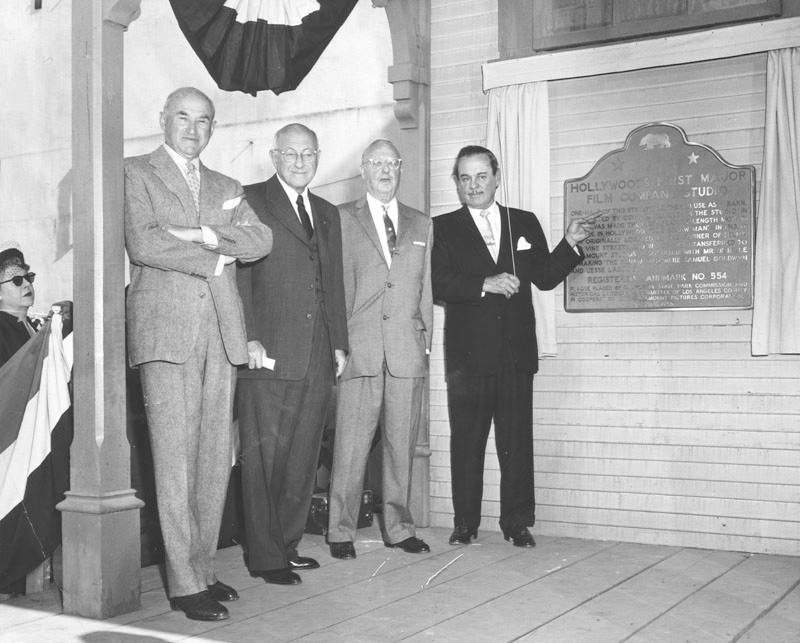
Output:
[0,313,73,592]
[169,0,359,96]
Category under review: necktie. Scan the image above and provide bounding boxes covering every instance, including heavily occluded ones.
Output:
[382,205,397,257]
[185,161,200,211]
[479,209,497,261]
[296,194,314,239]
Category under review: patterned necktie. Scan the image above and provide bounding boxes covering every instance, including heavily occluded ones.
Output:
[185,160,200,211]
[383,205,397,256]
[296,194,314,239]
[479,209,497,261]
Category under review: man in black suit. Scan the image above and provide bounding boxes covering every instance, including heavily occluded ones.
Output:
[432,145,594,548]
[237,123,348,585]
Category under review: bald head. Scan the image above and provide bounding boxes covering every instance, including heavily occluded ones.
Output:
[270,123,320,192]
[360,139,402,203]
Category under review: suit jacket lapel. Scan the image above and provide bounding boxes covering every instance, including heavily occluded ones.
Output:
[457,206,496,267]
[353,196,386,263]
[396,204,413,250]
[266,175,312,246]
[496,203,511,269]
[150,146,197,224]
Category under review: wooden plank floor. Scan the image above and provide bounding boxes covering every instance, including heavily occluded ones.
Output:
[1,526,798,642]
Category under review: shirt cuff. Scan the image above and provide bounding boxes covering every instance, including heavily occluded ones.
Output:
[200,225,219,249]
[214,254,228,276]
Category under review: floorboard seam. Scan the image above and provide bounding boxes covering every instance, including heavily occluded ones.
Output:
[397,540,622,642]
[729,575,800,643]
[618,551,751,642]
[510,545,687,642]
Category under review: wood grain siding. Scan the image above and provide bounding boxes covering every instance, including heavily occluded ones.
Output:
[430,4,798,554]
[541,52,800,555]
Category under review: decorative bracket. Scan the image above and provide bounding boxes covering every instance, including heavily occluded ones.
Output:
[105,0,142,30]
[373,0,430,129]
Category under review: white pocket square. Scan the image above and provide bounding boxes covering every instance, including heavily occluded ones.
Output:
[516,237,532,251]
[413,240,426,247]
[222,196,242,209]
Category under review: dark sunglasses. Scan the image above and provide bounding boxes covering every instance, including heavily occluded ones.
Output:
[0,272,36,287]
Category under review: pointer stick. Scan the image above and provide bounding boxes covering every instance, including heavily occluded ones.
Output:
[497,144,517,277]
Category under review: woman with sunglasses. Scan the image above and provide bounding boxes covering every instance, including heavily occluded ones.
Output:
[0,245,71,369]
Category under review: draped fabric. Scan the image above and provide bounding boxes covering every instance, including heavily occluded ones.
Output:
[0,313,72,591]
[752,48,800,355]
[169,0,359,96]
[487,82,559,356]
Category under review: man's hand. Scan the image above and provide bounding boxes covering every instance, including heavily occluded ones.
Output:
[334,349,348,378]
[247,340,269,370]
[166,225,203,243]
[483,272,520,299]
[565,215,598,247]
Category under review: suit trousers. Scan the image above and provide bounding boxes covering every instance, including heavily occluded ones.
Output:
[139,295,235,598]
[328,365,423,544]
[446,344,535,531]
[238,312,333,571]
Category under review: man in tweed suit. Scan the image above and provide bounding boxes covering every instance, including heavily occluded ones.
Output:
[124,87,272,621]
[327,139,433,559]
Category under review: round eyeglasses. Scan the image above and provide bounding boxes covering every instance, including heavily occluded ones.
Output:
[0,272,36,287]
[273,148,319,164]
[363,158,402,170]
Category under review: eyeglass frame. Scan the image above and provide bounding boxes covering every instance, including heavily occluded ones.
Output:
[362,158,403,170]
[271,148,320,164]
[0,272,36,287]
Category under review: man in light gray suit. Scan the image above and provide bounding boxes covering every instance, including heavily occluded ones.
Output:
[327,140,433,559]
[124,87,272,621]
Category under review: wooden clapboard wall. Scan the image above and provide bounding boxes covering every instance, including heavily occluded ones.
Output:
[429,0,800,555]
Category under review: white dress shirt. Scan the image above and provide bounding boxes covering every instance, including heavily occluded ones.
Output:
[468,201,501,262]
[276,174,314,230]
[367,193,398,266]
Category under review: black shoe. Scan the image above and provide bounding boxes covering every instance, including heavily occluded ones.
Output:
[207,580,238,602]
[252,568,302,585]
[502,526,536,548]
[385,536,430,553]
[288,555,320,570]
[449,526,477,545]
[329,541,356,559]
[169,591,229,621]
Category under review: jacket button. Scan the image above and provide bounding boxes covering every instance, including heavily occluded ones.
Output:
[306,313,312,319]
[199,292,205,299]
[386,282,393,288]
[383,314,390,320]
[308,284,314,290]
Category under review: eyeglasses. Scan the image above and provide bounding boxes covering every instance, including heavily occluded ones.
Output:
[363,158,402,170]
[273,148,319,164]
[0,272,35,287]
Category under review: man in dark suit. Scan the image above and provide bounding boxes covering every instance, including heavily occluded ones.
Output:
[124,87,272,621]
[431,145,594,548]
[327,140,433,560]
[237,123,348,585]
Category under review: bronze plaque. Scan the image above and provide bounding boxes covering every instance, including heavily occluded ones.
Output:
[564,123,754,312]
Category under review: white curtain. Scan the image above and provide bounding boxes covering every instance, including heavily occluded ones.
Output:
[752,48,800,355]
[487,82,558,355]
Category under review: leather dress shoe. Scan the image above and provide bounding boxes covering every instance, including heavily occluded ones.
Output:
[207,580,238,602]
[169,591,229,621]
[329,541,356,559]
[502,526,536,548]
[385,536,430,553]
[253,568,302,585]
[448,525,477,545]
[288,555,320,570]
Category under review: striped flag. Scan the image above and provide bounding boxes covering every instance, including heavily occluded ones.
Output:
[169,0,359,96]
[0,313,73,591]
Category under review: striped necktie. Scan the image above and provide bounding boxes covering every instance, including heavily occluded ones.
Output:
[185,161,200,211]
